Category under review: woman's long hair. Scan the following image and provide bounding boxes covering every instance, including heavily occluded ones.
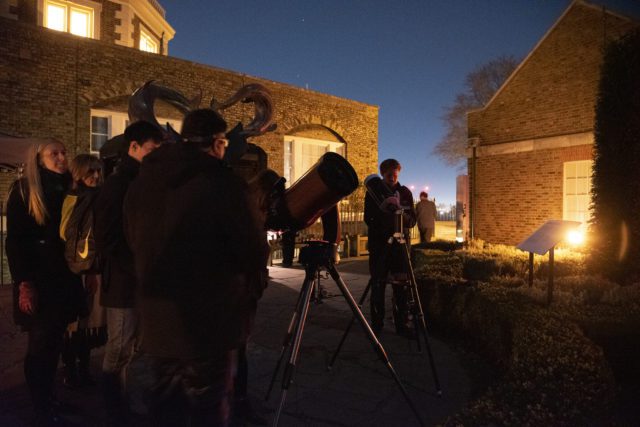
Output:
[21,139,65,225]
[70,154,103,189]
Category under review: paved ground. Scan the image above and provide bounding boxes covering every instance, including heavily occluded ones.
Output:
[0,257,471,426]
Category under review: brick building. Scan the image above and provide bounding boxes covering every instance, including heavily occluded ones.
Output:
[0,0,379,202]
[466,0,638,246]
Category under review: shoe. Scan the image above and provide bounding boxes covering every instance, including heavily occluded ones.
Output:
[395,327,417,340]
[50,398,79,415]
[77,371,97,387]
[62,375,79,389]
[233,398,268,426]
[34,411,75,427]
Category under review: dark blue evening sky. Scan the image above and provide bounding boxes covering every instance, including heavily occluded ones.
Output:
[162,0,640,205]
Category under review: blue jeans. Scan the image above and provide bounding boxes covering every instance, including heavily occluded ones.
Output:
[102,307,138,424]
[102,307,138,376]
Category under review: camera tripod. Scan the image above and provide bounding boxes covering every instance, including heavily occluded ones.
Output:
[328,209,442,396]
[265,240,425,427]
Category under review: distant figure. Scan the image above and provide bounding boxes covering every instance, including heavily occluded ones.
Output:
[416,191,437,243]
[281,230,297,267]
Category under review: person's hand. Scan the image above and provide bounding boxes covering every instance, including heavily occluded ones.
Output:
[381,196,400,212]
[18,281,37,314]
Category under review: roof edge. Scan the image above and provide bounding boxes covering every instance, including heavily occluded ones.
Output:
[471,0,638,115]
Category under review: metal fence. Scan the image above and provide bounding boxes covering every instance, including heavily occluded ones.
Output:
[0,185,455,284]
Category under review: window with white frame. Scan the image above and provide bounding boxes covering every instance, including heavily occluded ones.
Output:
[91,116,109,153]
[563,160,593,227]
[283,135,345,186]
[44,0,95,38]
[90,109,181,153]
[139,29,159,53]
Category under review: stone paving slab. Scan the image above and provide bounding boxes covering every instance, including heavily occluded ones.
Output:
[0,258,471,426]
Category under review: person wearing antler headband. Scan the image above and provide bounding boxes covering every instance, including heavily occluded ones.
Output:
[123,109,269,426]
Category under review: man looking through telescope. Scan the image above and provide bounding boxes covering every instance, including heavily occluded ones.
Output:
[364,159,417,336]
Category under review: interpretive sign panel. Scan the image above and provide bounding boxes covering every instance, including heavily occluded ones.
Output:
[516,220,581,255]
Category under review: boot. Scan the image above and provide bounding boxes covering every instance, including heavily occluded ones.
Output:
[60,336,79,389]
[76,332,95,387]
[391,283,415,339]
[102,372,127,426]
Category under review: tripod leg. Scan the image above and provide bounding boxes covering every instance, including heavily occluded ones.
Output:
[265,281,307,401]
[396,281,422,351]
[327,265,426,427]
[401,243,442,396]
[327,279,372,370]
[273,269,316,426]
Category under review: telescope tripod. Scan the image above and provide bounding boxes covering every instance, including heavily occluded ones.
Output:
[328,212,442,396]
[265,240,425,427]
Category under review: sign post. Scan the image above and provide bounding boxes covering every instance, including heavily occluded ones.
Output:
[516,220,580,305]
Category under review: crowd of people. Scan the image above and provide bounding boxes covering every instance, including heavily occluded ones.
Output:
[6,108,434,426]
[6,110,268,427]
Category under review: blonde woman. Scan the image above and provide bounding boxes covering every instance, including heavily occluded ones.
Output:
[60,154,106,388]
[6,139,84,425]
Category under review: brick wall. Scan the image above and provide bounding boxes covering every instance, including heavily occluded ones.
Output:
[472,144,592,246]
[467,2,637,245]
[100,0,121,44]
[468,3,637,146]
[0,17,378,196]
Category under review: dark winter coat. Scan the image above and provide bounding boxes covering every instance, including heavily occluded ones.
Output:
[364,181,417,248]
[95,155,140,308]
[123,143,269,359]
[6,168,84,328]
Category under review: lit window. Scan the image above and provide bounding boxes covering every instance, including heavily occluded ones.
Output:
[91,116,109,153]
[69,9,90,37]
[139,29,159,53]
[283,136,345,185]
[563,160,593,226]
[44,1,94,38]
[46,3,66,32]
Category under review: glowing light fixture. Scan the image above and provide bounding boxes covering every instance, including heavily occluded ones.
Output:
[566,229,585,246]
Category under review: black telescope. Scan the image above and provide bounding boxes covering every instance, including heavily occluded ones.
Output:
[364,174,397,209]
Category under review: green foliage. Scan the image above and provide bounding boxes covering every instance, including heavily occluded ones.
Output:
[413,245,640,424]
[412,240,462,252]
[590,28,640,283]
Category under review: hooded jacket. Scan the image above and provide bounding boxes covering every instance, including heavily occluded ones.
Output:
[123,142,268,359]
[95,155,140,308]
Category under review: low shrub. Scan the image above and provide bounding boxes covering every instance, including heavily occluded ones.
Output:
[413,240,463,252]
[420,279,617,425]
[412,244,640,425]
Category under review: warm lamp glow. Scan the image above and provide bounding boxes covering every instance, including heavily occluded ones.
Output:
[566,229,585,246]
